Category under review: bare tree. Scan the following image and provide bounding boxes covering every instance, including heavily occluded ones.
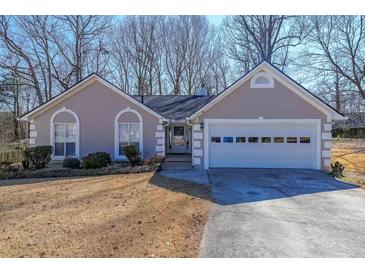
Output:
[0,16,44,104]
[224,16,309,73]
[14,16,58,101]
[51,15,113,87]
[162,16,190,95]
[310,16,365,102]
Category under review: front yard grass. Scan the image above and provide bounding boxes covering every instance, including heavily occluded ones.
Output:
[332,138,365,186]
[0,172,211,257]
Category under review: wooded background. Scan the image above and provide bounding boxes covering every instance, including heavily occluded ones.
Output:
[1,16,364,142]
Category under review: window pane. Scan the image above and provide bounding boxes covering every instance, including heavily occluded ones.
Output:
[248,137,258,143]
[287,137,297,143]
[174,126,184,136]
[300,137,311,143]
[119,124,129,142]
[211,137,221,143]
[236,137,246,143]
[119,142,129,155]
[54,143,64,156]
[55,124,64,142]
[66,143,76,156]
[66,124,76,142]
[223,137,233,143]
[129,124,140,142]
[261,137,271,143]
[274,137,284,143]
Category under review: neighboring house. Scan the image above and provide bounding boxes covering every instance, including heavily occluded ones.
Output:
[333,112,365,138]
[333,112,365,129]
[19,61,345,170]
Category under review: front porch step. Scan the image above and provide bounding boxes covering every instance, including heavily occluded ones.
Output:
[161,161,193,170]
[164,154,192,162]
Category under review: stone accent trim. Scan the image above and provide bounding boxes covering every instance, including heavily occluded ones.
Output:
[193,124,201,131]
[192,123,203,166]
[193,157,201,165]
[155,131,164,138]
[155,145,164,152]
[322,150,332,158]
[155,122,165,156]
[29,130,37,138]
[324,141,332,149]
[324,158,331,167]
[193,149,203,157]
[322,132,332,140]
[193,132,203,140]
[193,140,201,148]
[324,123,332,131]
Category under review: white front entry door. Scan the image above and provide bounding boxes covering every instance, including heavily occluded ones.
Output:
[207,121,318,169]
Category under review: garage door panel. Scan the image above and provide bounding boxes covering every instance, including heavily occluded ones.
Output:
[209,123,316,169]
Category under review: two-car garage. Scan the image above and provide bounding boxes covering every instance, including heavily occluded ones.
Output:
[205,120,320,170]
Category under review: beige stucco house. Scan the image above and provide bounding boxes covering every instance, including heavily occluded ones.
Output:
[19,61,345,170]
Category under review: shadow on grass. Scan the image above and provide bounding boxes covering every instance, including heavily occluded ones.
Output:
[149,172,211,201]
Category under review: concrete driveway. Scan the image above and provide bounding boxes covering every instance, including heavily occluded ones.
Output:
[200,169,365,257]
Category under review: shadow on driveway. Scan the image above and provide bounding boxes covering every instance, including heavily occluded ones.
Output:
[208,169,358,205]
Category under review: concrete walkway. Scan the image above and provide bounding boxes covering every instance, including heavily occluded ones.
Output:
[158,169,209,185]
[200,169,365,257]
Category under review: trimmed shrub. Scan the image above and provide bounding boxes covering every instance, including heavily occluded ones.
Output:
[63,157,80,169]
[29,146,53,169]
[82,152,111,169]
[144,155,164,167]
[123,145,142,166]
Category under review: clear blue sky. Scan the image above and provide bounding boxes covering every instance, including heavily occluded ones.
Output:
[207,15,225,26]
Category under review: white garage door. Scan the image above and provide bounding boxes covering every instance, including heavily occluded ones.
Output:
[208,122,317,169]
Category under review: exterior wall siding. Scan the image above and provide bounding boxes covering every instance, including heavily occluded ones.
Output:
[31,81,161,160]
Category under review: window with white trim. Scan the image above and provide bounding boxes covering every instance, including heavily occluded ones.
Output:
[118,123,140,156]
[54,123,76,157]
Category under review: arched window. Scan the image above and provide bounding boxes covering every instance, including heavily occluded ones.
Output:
[250,72,274,88]
[114,108,143,160]
[50,107,80,159]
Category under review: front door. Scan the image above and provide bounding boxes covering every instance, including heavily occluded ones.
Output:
[167,125,191,154]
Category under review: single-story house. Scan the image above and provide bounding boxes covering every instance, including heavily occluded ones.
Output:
[19,61,345,170]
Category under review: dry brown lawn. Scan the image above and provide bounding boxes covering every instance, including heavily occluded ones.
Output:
[332,139,365,185]
[0,172,211,258]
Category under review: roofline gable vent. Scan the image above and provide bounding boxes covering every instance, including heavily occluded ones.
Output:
[250,72,274,89]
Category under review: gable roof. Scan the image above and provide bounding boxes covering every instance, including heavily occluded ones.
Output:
[133,95,215,121]
[18,74,168,121]
[188,61,346,120]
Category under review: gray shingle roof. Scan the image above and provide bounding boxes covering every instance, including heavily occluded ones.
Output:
[133,95,215,120]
